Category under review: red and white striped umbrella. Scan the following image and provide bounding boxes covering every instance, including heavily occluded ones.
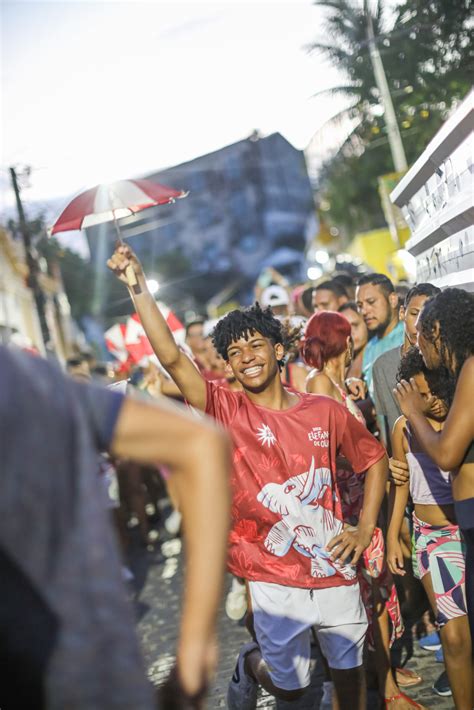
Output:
[51,178,187,235]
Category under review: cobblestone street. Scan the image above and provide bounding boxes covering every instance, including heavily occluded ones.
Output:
[131,530,455,710]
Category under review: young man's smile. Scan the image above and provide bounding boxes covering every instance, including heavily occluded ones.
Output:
[242,364,264,378]
[226,333,281,390]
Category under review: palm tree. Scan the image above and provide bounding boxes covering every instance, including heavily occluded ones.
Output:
[308,0,471,162]
[306,0,472,236]
[307,1,388,146]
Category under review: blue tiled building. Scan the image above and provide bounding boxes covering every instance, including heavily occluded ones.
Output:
[86,132,314,311]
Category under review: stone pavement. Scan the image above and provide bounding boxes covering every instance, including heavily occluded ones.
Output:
[131,533,455,709]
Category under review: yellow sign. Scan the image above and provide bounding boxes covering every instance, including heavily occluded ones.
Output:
[348,228,408,280]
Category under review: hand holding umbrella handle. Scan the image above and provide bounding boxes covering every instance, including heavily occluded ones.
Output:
[125,264,138,289]
[107,244,143,294]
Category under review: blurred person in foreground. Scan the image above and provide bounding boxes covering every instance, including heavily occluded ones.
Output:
[65,353,92,382]
[107,244,389,710]
[356,273,404,399]
[394,288,474,645]
[0,344,230,710]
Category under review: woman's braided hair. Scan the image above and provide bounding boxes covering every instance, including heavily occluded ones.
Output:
[211,303,285,366]
[419,288,474,404]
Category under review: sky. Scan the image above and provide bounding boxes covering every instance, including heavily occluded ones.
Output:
[1,0,351,216]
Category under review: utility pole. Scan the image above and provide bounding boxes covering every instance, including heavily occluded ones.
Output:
[9,166,50,347]
[365,3,408,173]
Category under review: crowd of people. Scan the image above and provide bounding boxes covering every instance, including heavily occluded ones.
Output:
[1,243,473,710]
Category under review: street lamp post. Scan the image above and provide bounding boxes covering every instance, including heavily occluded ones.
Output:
[364,2,408,173]
[9,166,50,348]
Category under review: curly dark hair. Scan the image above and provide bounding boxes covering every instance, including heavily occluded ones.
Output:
[397,346,451,406]
[280,320,304,363]
[419,288,474,400]
[211,302,284,363]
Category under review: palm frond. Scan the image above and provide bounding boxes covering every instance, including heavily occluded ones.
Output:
[310,84,363,100]
[316,103,363,132]
[305,41,353,61]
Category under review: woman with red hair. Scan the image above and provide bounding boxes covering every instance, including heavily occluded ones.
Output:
[303,311,354,402]
[303,312,423,710]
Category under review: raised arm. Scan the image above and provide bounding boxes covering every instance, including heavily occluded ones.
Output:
[107,245,207,410]
[386,416,410,576]
[394,356,474,470]
[111,394,231,698]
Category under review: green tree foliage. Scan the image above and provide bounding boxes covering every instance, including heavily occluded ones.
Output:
[150,248,191,282]
[36,235,96,321]
[8,215,195,322]
[310,0,472,237]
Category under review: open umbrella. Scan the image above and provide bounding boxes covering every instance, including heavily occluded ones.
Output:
[51,178,187,234]
[50,178,187,287]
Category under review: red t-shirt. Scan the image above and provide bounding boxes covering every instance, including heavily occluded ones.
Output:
[205,381,385,589]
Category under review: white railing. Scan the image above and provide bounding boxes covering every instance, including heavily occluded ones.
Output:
[391,91,474,291]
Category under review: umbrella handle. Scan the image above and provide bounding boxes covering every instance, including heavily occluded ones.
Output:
[125,264,138,288]
[109,188,139,290]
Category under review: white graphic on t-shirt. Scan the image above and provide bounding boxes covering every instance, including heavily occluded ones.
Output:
[256,457,355,580]
[256,423,277,447]
[307,427,329,448]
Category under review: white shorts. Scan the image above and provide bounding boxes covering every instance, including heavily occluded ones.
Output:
[248,581,368,691]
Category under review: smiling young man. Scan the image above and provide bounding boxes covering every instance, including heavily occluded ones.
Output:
[107,245,389,710]
[355,273,404,398]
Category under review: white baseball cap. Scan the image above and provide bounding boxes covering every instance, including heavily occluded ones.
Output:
[261,285,290,308]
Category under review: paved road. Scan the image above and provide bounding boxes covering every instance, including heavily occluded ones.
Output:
[132,533,454,709]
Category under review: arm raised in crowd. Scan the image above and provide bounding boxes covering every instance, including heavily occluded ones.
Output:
[111,394,231,698]
[107,245,207,411]
[386,416,410,576]
[394,356,474,470]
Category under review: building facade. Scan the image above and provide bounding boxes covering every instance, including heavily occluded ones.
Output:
[391,91,473,292]
[86,132,314,311]
[0,228,74,359]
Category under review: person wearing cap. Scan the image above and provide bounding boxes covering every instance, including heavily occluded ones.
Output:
[260,285,290,317]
